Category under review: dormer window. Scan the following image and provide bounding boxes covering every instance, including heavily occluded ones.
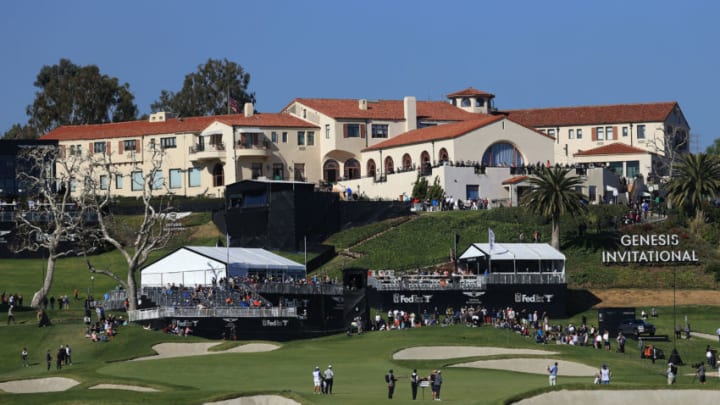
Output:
[461,98,471,107]
[475,98,485,107]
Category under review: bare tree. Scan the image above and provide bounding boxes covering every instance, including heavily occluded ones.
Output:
[13,145,96,308]
[648,125,690,183]
[81,145,176,311]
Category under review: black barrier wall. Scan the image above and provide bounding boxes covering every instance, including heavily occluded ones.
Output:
[221,180,411,251]
[367,284,567,319]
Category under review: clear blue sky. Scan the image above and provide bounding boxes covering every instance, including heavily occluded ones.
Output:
[1,0,718,151]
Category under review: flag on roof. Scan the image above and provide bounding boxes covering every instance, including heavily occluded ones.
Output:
[229,97,239,113]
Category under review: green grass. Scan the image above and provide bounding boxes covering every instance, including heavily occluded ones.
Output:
[2,208,720,403]
[1,307,719,404]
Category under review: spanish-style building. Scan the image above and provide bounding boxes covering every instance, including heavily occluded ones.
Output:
[39,87,690,205]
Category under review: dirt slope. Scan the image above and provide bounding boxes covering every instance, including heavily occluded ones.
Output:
[590,289,720,307]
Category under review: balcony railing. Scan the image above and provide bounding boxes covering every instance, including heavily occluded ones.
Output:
[127,306,298,321]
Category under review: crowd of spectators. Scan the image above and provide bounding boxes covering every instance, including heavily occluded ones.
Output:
[84,309,126,342]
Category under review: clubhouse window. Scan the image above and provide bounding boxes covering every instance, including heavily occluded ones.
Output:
[372,124,389,138]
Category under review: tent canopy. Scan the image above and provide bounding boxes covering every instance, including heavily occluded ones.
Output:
[140,246,306,287]
[458,243,565,273]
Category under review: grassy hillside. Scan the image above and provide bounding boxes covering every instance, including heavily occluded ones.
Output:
[316,206,720,290]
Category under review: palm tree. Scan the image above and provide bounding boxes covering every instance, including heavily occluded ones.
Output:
[666,153,720,223]
[520,167,587,250]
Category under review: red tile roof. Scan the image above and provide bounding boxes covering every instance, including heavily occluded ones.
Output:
[363,115,505,151]
[40,113,316,141]
[503,102,678,127]
[574,142,652,157]
[287,98,480,121]
[446,87,495,98]
[502,175,528,185]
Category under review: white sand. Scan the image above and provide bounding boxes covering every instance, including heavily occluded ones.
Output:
[452,358,598,376]
[393,346,557,360]
[204,395,301,405]
[89,383,160,392]
[0,377,79,393]
[132,342,280,361]
[514,389,720,405]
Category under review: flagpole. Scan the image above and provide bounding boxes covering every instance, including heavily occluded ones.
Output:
[227,84,230,115]
[226,231,230,289]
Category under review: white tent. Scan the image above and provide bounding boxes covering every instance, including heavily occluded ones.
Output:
[458,243,565,273]
[140,246,306,287]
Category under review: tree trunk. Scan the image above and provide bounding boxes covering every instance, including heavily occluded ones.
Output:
[30,256,56,308]
[551,217,561,250]
[127,266,138,311]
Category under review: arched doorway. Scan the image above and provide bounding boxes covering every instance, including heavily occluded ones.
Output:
[402,153,412,170]
[212,163,224,187]
[323,160,339,183]
[344,158,360,179]
[438,148,449,163]
[384,156,395,174]
[367,159,376,178]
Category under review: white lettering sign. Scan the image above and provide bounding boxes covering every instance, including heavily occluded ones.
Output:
[603,234,698,264]
[393,293,433,304]
[514,293,554,303]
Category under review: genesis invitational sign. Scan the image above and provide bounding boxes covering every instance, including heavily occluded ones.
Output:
[602,234,698,264]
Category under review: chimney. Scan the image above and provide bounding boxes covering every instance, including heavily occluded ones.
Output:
[359,99,368,110]
[244,102,254,117]
[149,112,169,122]
[404,96,417,132]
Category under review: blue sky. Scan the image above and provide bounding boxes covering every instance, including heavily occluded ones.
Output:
[1,1,718,150]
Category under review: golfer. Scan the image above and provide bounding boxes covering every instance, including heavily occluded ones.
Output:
[547,362,558,386]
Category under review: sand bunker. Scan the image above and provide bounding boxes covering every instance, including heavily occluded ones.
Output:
[204,395,301,405]
[452,358,598,376]
[393,346,557,360]
[89,383,160,392]
[0,377,79,393]
[514,389,720,405]
[132,342,280,361]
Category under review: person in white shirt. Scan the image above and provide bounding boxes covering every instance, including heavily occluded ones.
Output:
[312,366,322,394]
[599,364,611,384]
[323,365,334,394]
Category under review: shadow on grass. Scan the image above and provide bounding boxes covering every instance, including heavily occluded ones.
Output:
[562,230,622,252]
[565,289,602,317]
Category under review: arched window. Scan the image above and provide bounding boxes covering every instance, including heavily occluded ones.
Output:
[212,163,224,187]
[481,142,524,167]
[438,148,449,163]
[344,158,360,179]
[384,156,394,174]
[420,151,431,174]
[323,160,339,183]
[367,159,376,178]
[461,97,471,107]
[402,153,412,170]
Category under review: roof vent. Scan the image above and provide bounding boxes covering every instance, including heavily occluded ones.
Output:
[359,99,368,110]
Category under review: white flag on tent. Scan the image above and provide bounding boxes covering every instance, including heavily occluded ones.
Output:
[488,228,495,252]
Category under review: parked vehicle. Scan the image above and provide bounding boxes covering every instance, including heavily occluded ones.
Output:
[619,319,656,337]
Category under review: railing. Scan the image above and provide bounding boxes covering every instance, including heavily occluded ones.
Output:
[189,143,225,153]
[487,272,566,284]
[368,271,566,290]
[254,283,343,295]
[368,275,484,291]
[127,306,298,322]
